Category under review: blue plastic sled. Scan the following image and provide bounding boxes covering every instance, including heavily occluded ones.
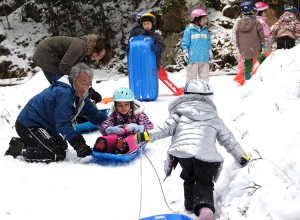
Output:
[92,142,147,162]
[128,35,158,101]
[73,108,110,134]
[140,214,193,220]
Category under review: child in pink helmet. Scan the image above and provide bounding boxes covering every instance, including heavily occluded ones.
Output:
[93,87,153,154]
[255,2,271,50]
[182,8,212,83]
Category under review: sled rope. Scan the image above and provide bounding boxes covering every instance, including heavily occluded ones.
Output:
[138,145,143,219]
[139,149,178,215]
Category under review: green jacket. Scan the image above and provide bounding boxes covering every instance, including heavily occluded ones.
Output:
[32,34,97,75]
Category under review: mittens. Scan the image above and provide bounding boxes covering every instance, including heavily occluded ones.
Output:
[134,132,150,144]
[261,43,267,55]
[88,88,102,103]
[164,154,178,180]
[239,154,250,167]
[105,125,126,135]
[125,123,145,133]
[151,44,161,53]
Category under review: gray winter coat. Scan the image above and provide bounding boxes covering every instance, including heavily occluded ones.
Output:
[235,15,265,60]
[148,95,246,163]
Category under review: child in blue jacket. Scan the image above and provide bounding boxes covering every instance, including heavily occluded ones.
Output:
[182,8,212,83]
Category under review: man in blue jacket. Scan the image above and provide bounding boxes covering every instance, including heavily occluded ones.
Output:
[5,63,107,163]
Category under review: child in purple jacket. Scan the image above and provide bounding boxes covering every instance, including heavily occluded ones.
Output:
[93,87,154,154]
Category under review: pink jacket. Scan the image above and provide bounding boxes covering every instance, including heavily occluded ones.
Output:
[100,100,154,135]
[257,15,270,42]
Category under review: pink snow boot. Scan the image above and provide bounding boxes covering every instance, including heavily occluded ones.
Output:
[94,134,119,153]
[196,207,213,220]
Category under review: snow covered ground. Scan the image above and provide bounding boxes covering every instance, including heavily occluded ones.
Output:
[1,45,300,220]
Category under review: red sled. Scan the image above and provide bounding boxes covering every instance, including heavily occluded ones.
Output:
[234,51,271,85]
[158,66,184,96]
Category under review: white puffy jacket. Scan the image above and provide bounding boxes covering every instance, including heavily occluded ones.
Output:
[148,95,246,163]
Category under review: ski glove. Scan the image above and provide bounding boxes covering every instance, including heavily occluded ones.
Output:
[89,88,102,104]
[261,43,267,55]
[239,154,250,167]
[106,125,126,135]
[134,132,150,144]
[183,49,189,62]
[151,44,161,53]
[163,154,178,180]
[125,123,145,133]
[69,134,93,158]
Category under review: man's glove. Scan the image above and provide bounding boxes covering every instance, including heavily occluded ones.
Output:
[183,49,189,62]
[69,134,92,158]
[151,44,161,53]
[163,154,178,180]
[88,88,102,104]
[209,49,213,61]
[125,123,145,133]
[261,43,267,55]
[134,132,150,144]
[105,125,126,135]
[239,154,250,167]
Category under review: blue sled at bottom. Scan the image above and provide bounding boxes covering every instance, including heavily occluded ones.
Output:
[140,214,193,220]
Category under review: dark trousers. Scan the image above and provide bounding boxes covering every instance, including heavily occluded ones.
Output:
[178,158,221,216]
[42,70,61,84]
[277,36,295,50]
[15,121,67,163]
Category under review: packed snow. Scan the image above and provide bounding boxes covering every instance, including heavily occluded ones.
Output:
[1,45,300,220]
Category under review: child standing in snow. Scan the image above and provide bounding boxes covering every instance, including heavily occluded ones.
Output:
[128,11,165,69]
[182,8,213,83]
[270,5,300,50]
[93,87,153,154]
[235,0,266,81]
[134,79,249,220]
[255,2,271,51]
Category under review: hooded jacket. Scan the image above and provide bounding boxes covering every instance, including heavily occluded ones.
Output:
[17,75,107,141]
[32,34,97,75]
[235,15,265,60]
[148,95,245,163]
[182,24,212,64]
[270,11,300,41]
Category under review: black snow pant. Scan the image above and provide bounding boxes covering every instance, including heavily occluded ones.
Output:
[276,36,295,50]
[15,120,67,163]
[177,157,221,217]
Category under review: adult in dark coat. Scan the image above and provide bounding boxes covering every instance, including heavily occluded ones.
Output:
[5,63,107,163]
[33,34,113,103]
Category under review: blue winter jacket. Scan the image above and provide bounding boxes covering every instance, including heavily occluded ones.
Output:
[182,24,212,64]
[17,76,107,141]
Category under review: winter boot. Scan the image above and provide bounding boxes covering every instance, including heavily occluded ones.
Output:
[94,134,119,153]
[5,137,26,158]
[244,72,251,80]
[114,137,129,154]
[196,207,213,220]
[94,137,107,152]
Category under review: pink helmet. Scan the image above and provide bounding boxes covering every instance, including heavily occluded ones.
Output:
[255,2,268,11]
[190,8,208,21]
